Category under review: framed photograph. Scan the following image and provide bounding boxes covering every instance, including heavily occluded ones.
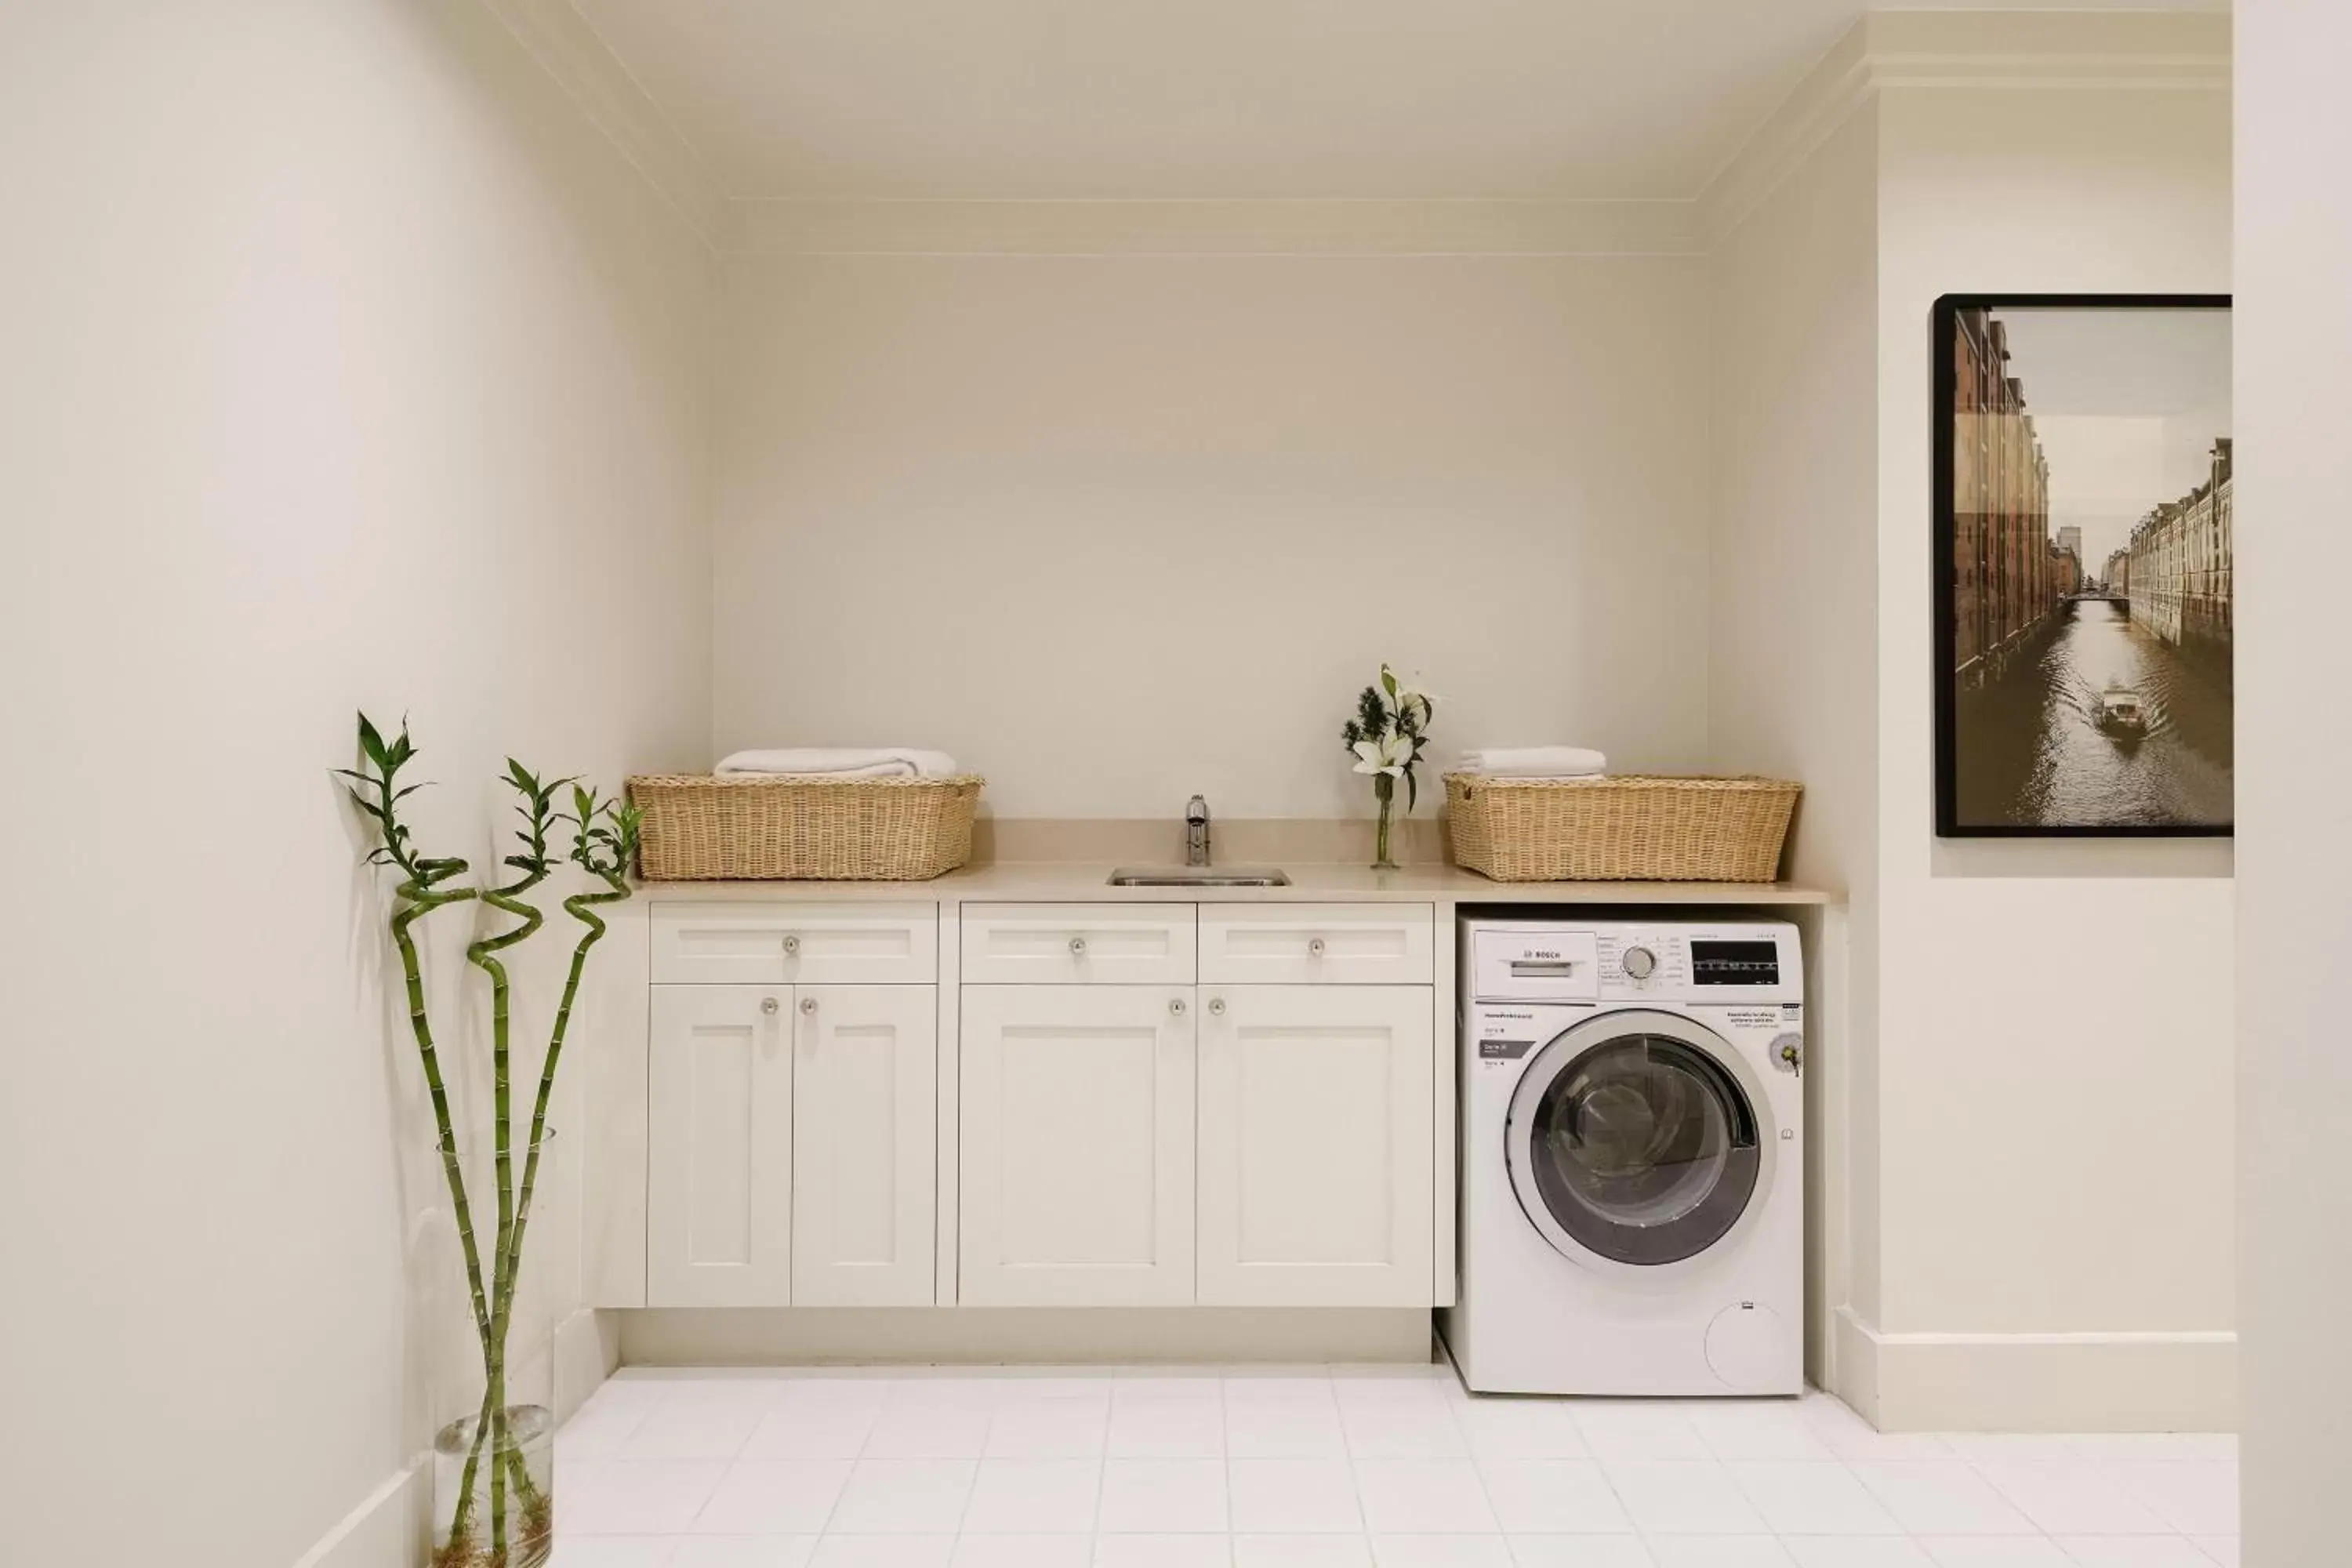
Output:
[1933,293,2233,837]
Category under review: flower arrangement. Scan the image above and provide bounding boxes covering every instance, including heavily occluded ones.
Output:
[1341,664,1436,869]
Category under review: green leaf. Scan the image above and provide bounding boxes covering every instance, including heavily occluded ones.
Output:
[358,713,388,769]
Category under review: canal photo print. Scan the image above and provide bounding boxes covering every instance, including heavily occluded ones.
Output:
[1933,293,2233,837]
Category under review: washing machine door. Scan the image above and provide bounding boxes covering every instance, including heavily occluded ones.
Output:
[1505,1009,1766,1269]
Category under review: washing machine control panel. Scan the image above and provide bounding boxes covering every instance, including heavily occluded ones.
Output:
[1471,923,1801,1005]
[1597,930,1693,995]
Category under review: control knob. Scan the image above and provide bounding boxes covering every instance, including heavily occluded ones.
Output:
[1621,946,1657,981]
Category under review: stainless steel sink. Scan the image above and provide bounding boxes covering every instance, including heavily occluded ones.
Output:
[1107,866,1291,887]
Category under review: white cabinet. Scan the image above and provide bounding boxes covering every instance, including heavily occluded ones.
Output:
[1199,904,1436,985]
[649,982,936,1308]
[648,985,794,1307]
[792,985,937,1306]
[961,903,1197,985]
[1196,984,1434,1306]
[633,895,1446,1318]
[960,985,1196,1305]
[652,902,938,985]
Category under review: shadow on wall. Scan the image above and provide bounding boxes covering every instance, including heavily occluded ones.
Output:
[1929,835,2233,880]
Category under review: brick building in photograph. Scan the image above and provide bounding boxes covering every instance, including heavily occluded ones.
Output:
[2052,542,2082,599]
[2126,437,2234,661]
[1951,308,2056,679]
[2104,546,2131,596]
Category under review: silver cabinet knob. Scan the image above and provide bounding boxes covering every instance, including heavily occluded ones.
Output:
[1307,937,1327,956]
[1168,996,1185,1017]
[782,934,801,956]
[800,996,818,1015]
[1208,996,1226,1017]
[1069,935,1088,956]
[760,996,780,1015]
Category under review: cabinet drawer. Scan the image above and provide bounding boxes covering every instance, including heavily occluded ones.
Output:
[652,902,938,985]
[1198,904,1434,985]
[961,903,1196,985]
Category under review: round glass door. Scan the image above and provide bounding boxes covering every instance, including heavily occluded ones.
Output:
[1508,1014,1762,1267]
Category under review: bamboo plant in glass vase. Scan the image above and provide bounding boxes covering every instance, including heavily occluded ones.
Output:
[1341,664,1436,870]
[339,714,641,1568]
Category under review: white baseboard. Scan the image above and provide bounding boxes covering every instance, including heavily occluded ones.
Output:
[289,1460,425,1568]
[289,1312,616,1568]
[1835,1305,2237,1431]
[555,1305,622,1421]
[620,1307,1436,1367]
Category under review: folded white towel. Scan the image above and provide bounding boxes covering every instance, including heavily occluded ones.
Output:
[1458,746,1607,779]
[714,747,961,781]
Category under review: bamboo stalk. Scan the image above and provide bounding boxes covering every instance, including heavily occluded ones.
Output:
[394,869,500,1558]
[345,723,637,1565]
[488,794,638,1539]
[471,878,540,1557]
[466,763,561,1559]
[495,873,629,1357]
[344,719,507,1554]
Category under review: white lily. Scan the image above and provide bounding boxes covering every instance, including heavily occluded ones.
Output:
[1352,732,1414,777]
[1382,665,1438,726]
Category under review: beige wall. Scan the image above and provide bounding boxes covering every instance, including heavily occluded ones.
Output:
[2235,2,2352,1559]
[713,252,1712,818]
[1707,103,1882,1382]
[0,4,711,1565]
[1865,85,2236,1428]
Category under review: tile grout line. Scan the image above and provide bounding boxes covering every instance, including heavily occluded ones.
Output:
[553,1374,2240,1563]
[801,1378,881,1540]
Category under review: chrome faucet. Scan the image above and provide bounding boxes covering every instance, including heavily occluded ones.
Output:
[1185,795,1211,867]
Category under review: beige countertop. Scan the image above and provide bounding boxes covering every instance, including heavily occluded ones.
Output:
[636,862,1837,906]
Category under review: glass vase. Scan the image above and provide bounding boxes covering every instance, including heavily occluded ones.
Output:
[432,1403,554,1568]
[1372,775,1399,870]
[423,1127,561,1568]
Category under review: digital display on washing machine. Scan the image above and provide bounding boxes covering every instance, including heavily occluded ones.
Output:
[1690,940,1780,985]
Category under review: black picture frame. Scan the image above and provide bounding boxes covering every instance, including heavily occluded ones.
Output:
[1932,292,2234,838]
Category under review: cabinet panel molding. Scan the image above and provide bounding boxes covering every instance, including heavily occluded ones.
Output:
[961,903,1196,985]
[960,984,1196,1305]
[791,984,937,1306]
[1196,983,1435,1307]
[653,903,938,985]
[648,984,795,1306]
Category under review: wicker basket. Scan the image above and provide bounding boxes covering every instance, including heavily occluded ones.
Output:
[628,774,984,881]
[1445,773,1800,883]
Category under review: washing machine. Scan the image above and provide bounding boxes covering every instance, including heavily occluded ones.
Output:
[1442,916,1805,1396]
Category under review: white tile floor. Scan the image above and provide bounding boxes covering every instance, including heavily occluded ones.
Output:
[550,1364,2238,1568]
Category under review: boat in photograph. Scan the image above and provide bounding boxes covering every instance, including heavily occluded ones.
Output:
[2094,680,2148,741]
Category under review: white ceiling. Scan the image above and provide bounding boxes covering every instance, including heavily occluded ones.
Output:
[569,0,2226,201]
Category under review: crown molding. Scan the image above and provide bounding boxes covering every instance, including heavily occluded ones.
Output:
[475,2,2227,260]
[474,0,724,246]
[1700,9,2232,247]
[718,197,1703,258]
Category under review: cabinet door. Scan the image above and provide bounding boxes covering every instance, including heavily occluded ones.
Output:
[648,985,793,1306]
[791,985,936,1306]
[1196,985,1434,1306]
[960,985,1196,1305]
